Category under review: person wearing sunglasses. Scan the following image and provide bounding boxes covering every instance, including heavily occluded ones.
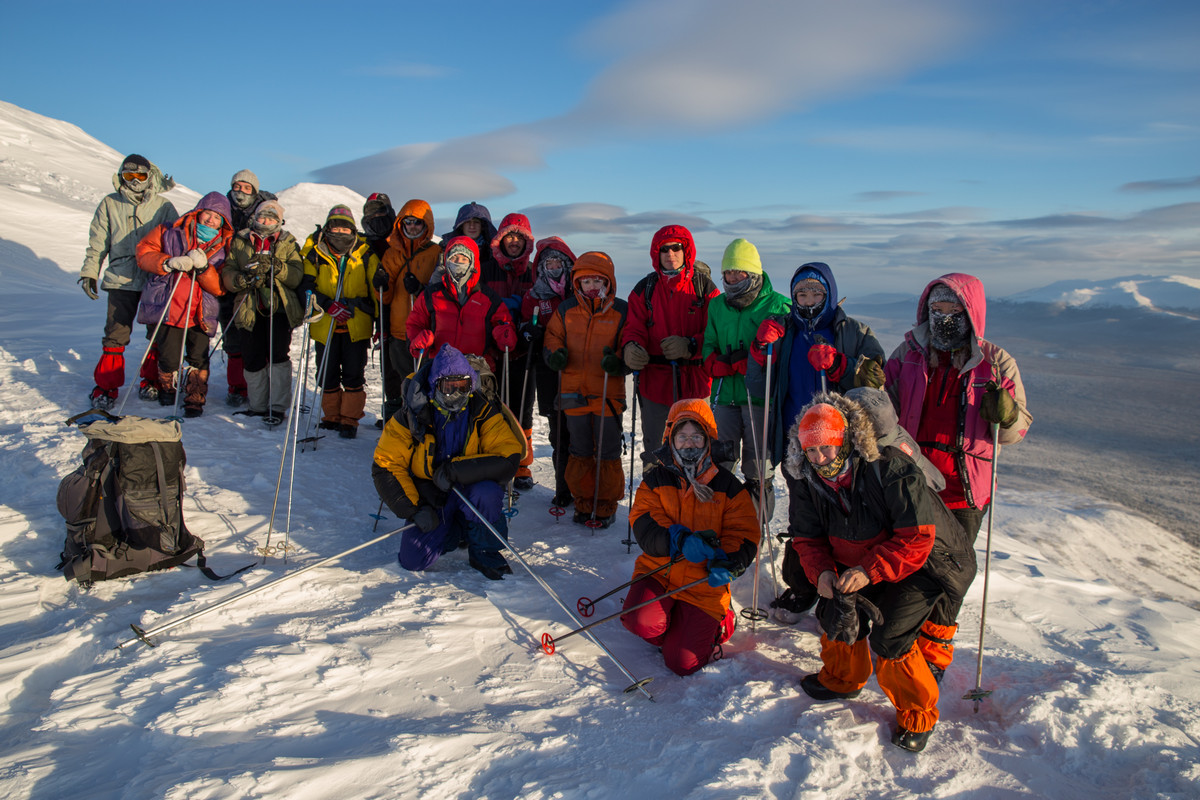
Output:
[376,199,442,424]
[80,154,179,409]
[620,225,719,451]
[373,343,525,580]
[622,399,759,676]
[134,192,234,417]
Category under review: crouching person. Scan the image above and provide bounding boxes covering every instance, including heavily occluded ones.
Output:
[372,344,525,580]
[784,393,975,753]
[624,399,760,676]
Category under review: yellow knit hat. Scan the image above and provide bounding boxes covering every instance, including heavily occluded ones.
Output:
[720,238,763,275]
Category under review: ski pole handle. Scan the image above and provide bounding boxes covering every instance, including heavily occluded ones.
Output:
[543,576,708,654]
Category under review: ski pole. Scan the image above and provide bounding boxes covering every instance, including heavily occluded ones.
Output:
[541,576,709,655]
[742,341,773,629]
[585,372,609,530]
[278,297,319,562]
[262,296,316,562]
[576,554,681,617]
[550,371,567,522]
[264,271,280,427]
[621,371,640,553]
[204,291,249,363]
[506,309,539,518]
[451,487,654,700]
[169,272,197,421]
[670,359,680,405]
[117,272,185,415]
[115,523,416,650]
[743,368,780,603]
[964,422,1001,712]
[300,256,347,450]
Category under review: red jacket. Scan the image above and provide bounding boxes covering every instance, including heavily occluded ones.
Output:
[405,236,514,371]
[620,225,718,406]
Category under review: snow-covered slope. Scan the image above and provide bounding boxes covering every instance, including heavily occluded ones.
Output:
[276,183,368,243]
[1006,274,1200,315]
[2,101,1199,800]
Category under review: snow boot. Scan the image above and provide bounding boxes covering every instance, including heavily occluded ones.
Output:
[93,345,125,394]
[319,389,342,430]
[244,366,269,415]
[800,673,862,702]
[891,726,934,753]
[339,386,366,438]
[89,386,117,410]
[183,368,209,417]
[157,368,177,407]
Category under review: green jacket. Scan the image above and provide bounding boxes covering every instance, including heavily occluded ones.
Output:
[223,229,305,329]
[80,166,178,292]
[701,272,791,406]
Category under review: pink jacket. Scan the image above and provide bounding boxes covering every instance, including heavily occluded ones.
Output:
[884,273,1031,509]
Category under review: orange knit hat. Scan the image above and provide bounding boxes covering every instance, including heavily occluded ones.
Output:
[797,404,846,449]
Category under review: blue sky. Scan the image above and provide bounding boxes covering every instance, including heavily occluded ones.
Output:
[5,0,1198,296]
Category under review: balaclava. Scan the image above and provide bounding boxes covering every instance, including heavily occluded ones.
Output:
[927,283,971,351]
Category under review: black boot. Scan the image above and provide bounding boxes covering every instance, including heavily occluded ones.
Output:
[891,726,934,753]
[800,673,862,702]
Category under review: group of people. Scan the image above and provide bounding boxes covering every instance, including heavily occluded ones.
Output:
[78,154,1031,753]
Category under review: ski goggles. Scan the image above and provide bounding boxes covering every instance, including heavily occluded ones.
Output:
[122,171,149,182]
[402,216,425,228]
[658,243,684,253]
[436,376,472,395]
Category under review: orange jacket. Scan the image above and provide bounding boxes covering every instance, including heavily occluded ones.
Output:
[543,251,628,417]
[380,199,441,339]
[630,399,760,620]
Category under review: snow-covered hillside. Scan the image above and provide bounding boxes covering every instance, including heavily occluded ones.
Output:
[2,101,1199,800]
[1006,274,1200,315]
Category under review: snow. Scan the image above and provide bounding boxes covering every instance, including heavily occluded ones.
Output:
[2,102,1200,800]
[1005,274,1200,316]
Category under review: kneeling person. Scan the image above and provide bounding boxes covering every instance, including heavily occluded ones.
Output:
[624,400,760,676]
[372,344,524,580]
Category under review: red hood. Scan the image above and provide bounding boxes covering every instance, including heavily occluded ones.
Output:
[917,272,987,339]
[650,224,696,280]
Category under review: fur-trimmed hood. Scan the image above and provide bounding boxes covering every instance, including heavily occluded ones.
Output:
[783,391,879,482]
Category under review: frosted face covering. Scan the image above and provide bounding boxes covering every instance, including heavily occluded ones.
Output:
[929,309,970,351]
[434,375,472,413]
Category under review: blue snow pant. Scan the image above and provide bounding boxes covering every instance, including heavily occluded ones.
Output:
[397,480,509,572]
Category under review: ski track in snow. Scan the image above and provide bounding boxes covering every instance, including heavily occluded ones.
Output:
[2,99,1199,799]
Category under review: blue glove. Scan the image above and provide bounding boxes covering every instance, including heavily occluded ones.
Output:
[707,564,734,587]
[669,525,720,563]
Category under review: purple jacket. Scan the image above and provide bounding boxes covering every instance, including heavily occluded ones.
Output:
[884,273,1031,509]
[137,192,231,336]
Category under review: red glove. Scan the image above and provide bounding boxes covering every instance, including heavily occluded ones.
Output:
[751,318,786,365]
[705,352,735,378]
[326,301,353,322]
[410,329,434,356]
[733,357,748,375]
[807,343,847,382]
[492,323,517,352]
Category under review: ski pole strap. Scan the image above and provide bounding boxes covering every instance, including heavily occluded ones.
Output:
[184,553,256,582]
[578,556,682,615]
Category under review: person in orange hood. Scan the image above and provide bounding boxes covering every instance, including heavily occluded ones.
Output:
[543,251,627,526]
[374,199,441,422]
[623,399,759,676]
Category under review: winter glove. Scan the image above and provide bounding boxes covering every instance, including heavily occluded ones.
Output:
[403,271,423,295]
[433,461,457,493]
[706,352,735,378]
[751,317,786,365]
[493,324,517,352]
[349,296,375,315]
[979,381,1019,427]
[669,525,721,563]
[815,590,884,645]
[807,343,848,382]
[660,335,693,361]
[411,505,440,533]
[78,276,98,300]
[623,341,650,371]
[707,557,745,587]
[186,249,209,270]
[545,348,569,371]
[372,268,390,291]
[853,357,886,390]
[410,329,435,356]
[601,346,624,376]
[326,301,353,322]
[731,347,749,375]
[165,255,195,272]
[519,320,543,346]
